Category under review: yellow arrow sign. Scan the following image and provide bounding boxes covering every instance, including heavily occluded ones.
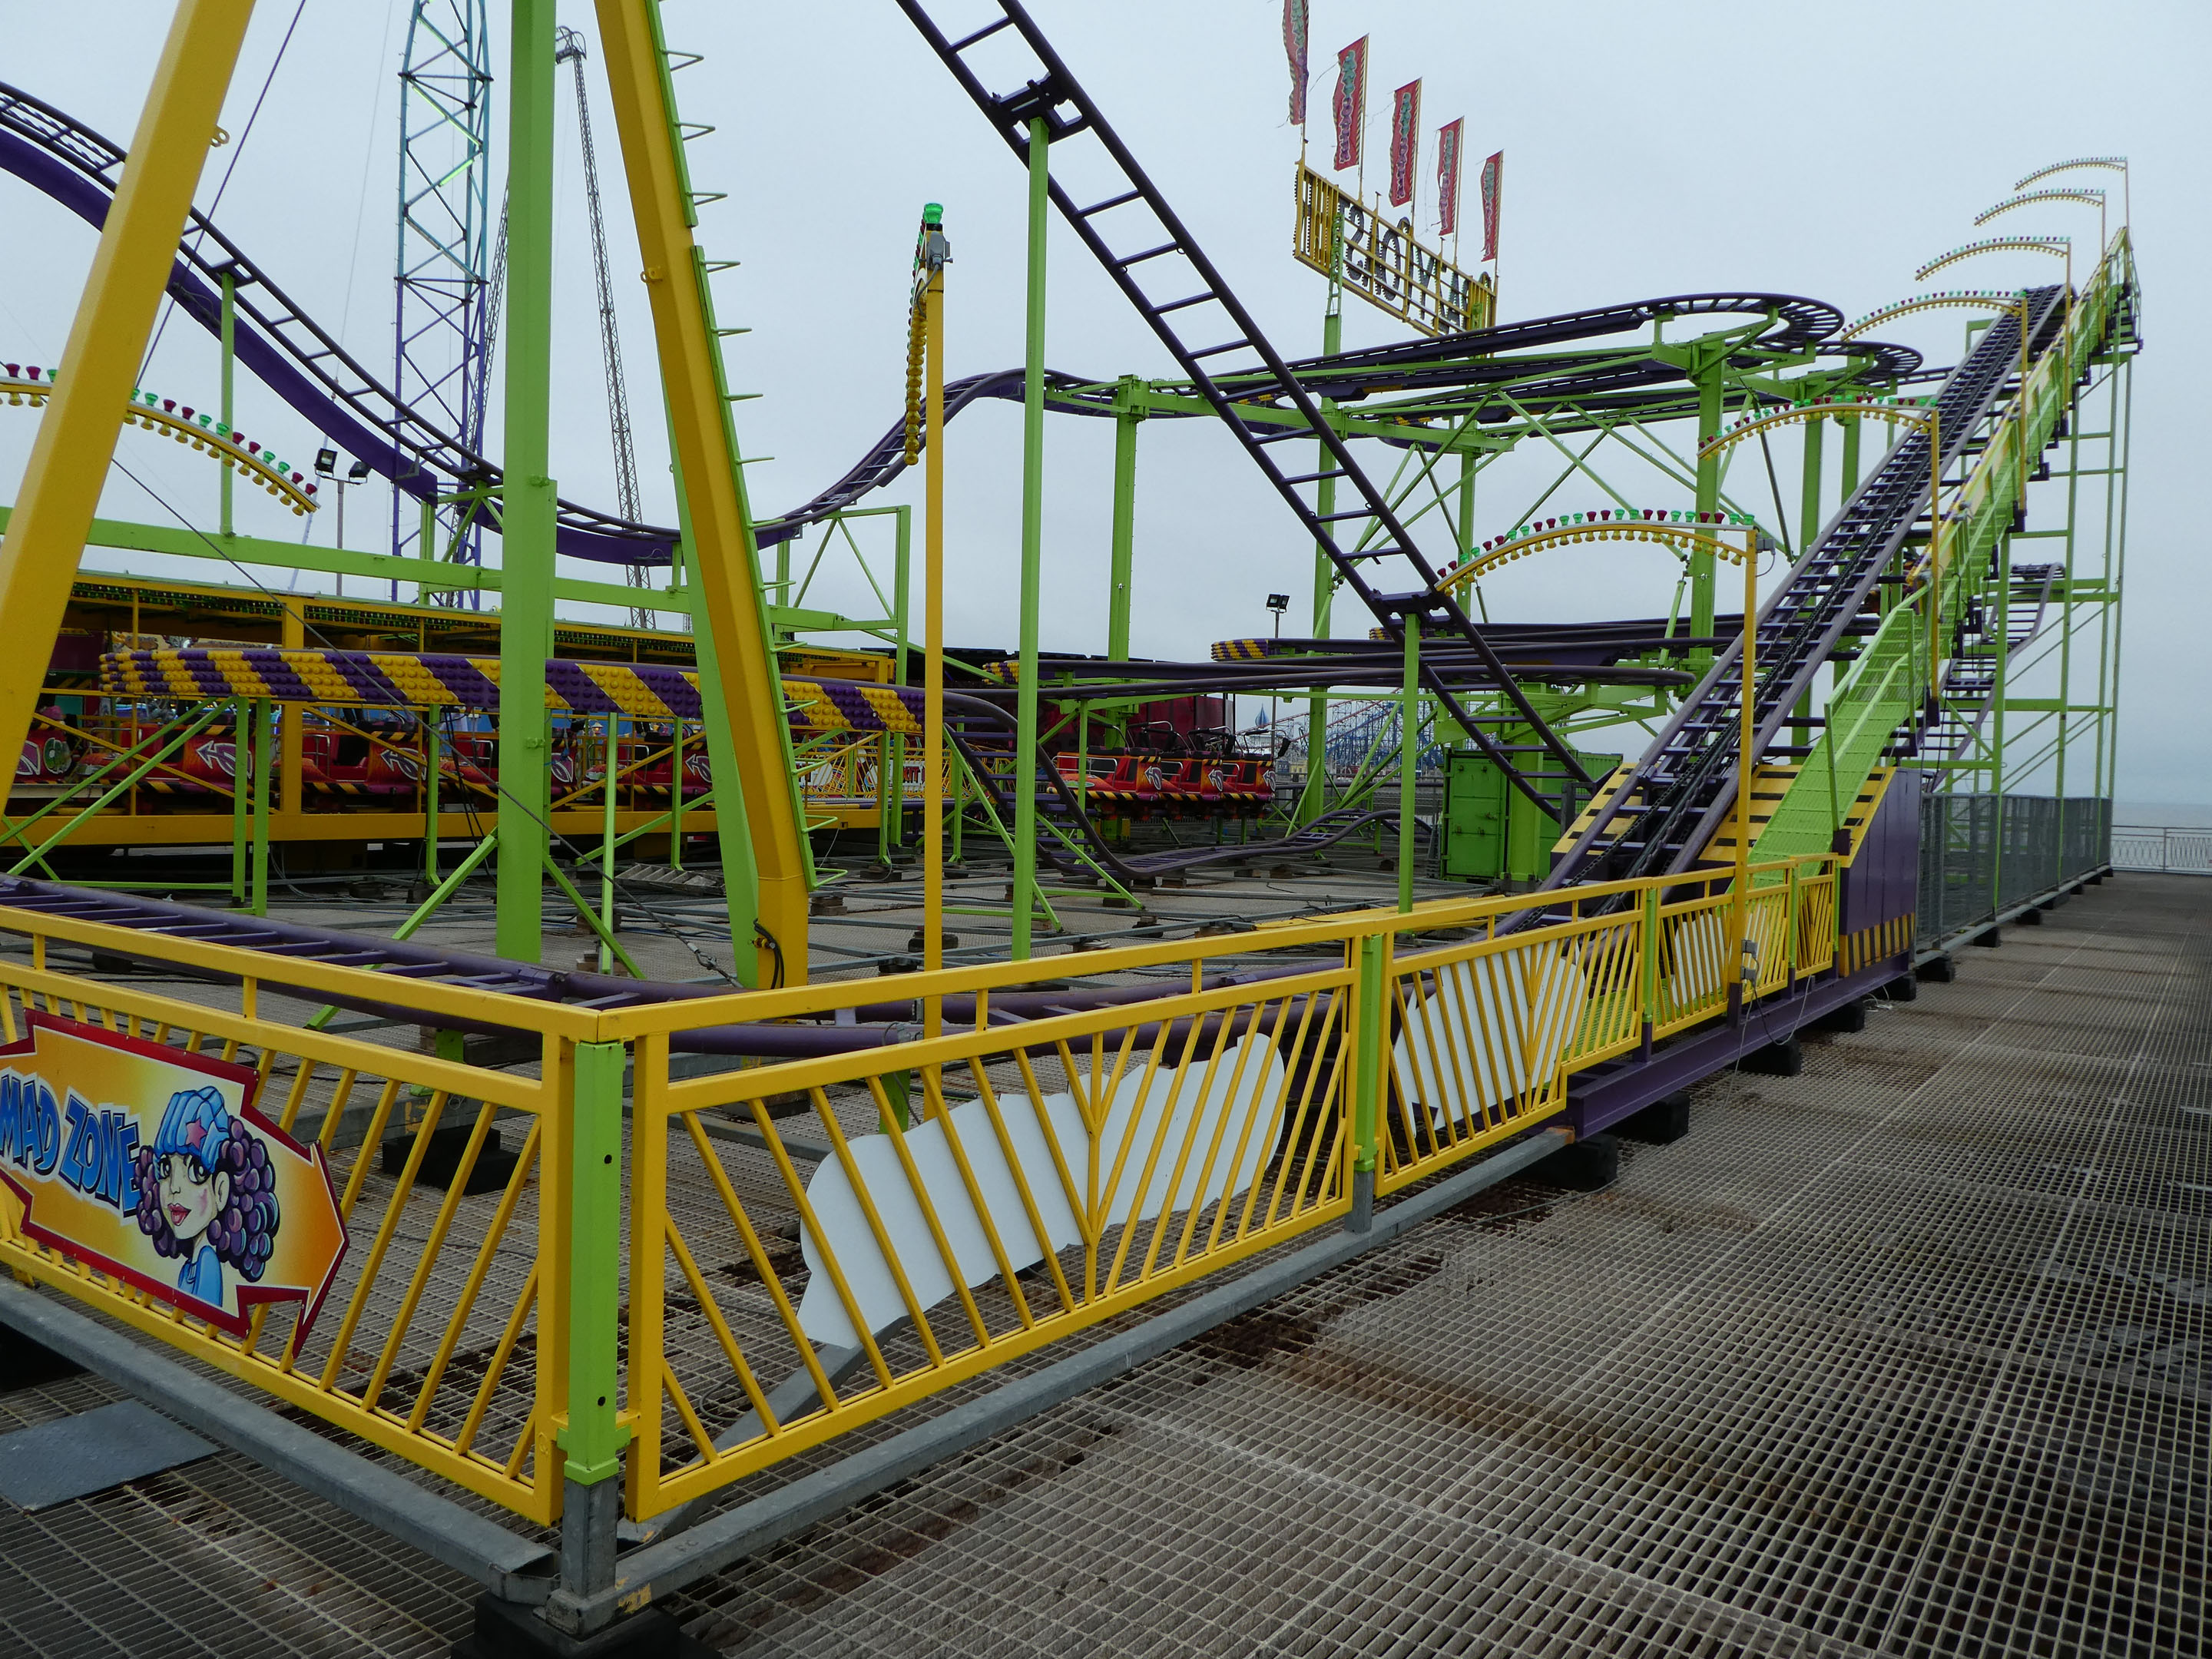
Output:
[0,1012,348,1338]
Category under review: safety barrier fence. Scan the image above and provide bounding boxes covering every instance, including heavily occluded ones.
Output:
[0,851,1856,1528]
[1918,792,2111,945]
[2111,824,2212,876]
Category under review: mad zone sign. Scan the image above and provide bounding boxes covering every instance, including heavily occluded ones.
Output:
[0,1013,346,1337]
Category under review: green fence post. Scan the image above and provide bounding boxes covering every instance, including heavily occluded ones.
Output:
[558,1038,631,1598]
[1348,931,1386,1232]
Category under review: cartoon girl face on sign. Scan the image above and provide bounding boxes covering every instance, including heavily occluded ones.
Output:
[130,1085,282,1317]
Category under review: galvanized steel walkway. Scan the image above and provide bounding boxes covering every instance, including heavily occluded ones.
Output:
[3,873,2204,1657]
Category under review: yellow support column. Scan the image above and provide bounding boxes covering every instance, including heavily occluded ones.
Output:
[594,0,810,983]
[0,1,256,769]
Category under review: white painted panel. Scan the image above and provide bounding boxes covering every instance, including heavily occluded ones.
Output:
[796,1038,1286,1346]
[1392,945,1587,1131]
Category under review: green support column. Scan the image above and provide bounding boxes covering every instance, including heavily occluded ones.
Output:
[1107,377,1141,663]
[424,716,441,885]
[1011,118,1049,959]
[1689,370,1724,667]
[559,1038,631,1518]
[684,554,760,984]
[1797,412,1824,560]
[229,701,247,906]
[2051,357,2078,882]
[2093,359,2124,801]
[660,412,759,981]
[1456,450,1478,569]
[494,0,558,963]
[1793,414,1823,744]
[1297,283,1344,827]
[598,716,618,973]
[664,431,760,949]
[1991,530,2010,803]
[2104,354,2134,806]
[1398,618,1419,913]
[218,270,234,538]
[1839,410,1865,737]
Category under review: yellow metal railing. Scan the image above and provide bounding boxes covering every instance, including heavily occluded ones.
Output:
[0,916,598,1523]
[625,962,1353,1515]
[0,849,1879,1527]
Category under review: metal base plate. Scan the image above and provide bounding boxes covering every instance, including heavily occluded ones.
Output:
[0,1399,214,1512]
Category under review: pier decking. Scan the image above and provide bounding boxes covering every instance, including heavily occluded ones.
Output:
[3,872,2203,1657]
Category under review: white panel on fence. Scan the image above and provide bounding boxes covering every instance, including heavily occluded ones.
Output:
[1663,901,1788,1006]
[1392,945,1586,1129]
[797,1038,1286,1346]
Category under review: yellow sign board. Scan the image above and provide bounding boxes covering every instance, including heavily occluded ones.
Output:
[1293,164,1493,339]
[0,1013,347,1337]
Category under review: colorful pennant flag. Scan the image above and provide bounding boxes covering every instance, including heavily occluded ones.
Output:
[1283,0,1310,127]
[1387,80,1422,208]
[1332,36,1367,171]
[1435,118,1465,237]
[1479,149,1503,262]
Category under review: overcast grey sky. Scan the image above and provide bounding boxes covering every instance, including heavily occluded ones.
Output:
[2,2,2203,803]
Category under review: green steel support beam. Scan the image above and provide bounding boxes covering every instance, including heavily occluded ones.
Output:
[666,430,759,984]
[495,0,558,963]
[1689,369,1724,666]
[1399,618,1419,914]
[5,705,227,878]
[229,700,247,906]
[1791,413,1824,747]
[1011,118,1049,959]
[218,270,235,539]
[0,511,689,613]
[424,718,442,884]
[1107,378,1140,664]
[2104,353,2133,801]
[1798,413,1824,563]
[561,1040,630,1486]
[1298,286,1344,829]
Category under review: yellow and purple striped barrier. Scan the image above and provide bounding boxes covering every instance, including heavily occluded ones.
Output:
[99,648,928,735]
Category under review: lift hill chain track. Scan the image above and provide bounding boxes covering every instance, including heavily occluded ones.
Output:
[1548,283,2072,891]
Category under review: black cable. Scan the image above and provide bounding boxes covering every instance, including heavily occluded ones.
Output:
[752,921,786,990]
[141,2,310,375]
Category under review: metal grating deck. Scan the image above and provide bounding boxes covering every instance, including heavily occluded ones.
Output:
[3,873,2205,1657]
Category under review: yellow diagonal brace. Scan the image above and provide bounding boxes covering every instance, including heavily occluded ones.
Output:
[0,0,256,784]
[594,0,810,985]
